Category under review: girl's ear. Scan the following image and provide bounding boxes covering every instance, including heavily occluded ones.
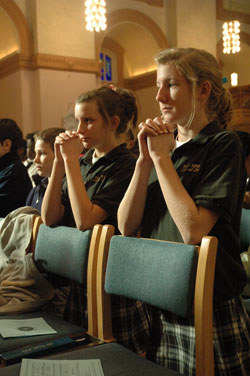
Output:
[111,115,120,131]
[198,80,211,99]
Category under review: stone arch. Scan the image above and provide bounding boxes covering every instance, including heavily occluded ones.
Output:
[0,0,33,57]
[95,8,169,59]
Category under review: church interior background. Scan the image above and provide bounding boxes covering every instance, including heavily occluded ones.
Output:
[0,0,250,135]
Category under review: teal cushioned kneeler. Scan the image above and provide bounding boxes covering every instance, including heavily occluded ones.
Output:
[105,236,198,318]
[34,224,92,284]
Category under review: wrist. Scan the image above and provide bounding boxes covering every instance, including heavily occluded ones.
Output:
[51,161,65,180]
[54,158,65,168]
[136,156,153,172]
[152,152,172,169]
[63,155,79,165]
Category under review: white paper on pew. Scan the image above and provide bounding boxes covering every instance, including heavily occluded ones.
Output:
[20,358,104,376]
[0,318,56,338]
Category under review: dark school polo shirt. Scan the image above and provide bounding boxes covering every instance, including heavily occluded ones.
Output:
[61,144,136,230]
[25,177,48,214]
[0,151,32,217]
[142,121,247,305]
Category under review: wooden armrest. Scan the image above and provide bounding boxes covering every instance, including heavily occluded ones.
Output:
[30,216,43,256]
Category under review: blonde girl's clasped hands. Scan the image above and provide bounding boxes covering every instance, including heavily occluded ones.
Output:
[137,116,175,160]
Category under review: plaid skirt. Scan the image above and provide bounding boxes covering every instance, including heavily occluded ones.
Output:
[146,295,250,376]
[111,295,150,355]
[62,281,150,355]
[63,281,88,329]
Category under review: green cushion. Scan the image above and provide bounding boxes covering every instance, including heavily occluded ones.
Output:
[105,236,198,318]
[34,225,92,284]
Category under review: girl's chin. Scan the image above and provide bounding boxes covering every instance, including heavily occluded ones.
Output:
[163,116,179,128]
[162,113,174,122]
[82,141,91,149]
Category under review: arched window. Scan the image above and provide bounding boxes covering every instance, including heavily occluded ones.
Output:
[100,48,117,84]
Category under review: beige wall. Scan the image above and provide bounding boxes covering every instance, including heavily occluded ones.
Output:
[14,0,95,58]
[0,71,23,129]
[14,0,34,31]
[1,0,99,133]
[135,86,160,125]
[33,0,95,58]
[175,0,217,56]
[0,68,96,135]
[0,8,20,59]
[1,0,250,136]
[20,69,39,135]
[0,70,41,136]
[107,23,160,78]
[37,69,96,131]
[107,0,167,33]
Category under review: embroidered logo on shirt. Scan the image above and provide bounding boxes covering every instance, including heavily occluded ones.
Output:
[181,164,200,173]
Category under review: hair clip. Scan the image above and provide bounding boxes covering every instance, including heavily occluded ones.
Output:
[222,77,228,84]
[109,84,117,91]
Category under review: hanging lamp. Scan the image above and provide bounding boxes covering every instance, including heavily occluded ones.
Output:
[222,20,240,54]
[85,0,107,32]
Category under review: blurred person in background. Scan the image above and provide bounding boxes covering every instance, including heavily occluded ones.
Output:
[0,119,32,217]
[24,132,40,186]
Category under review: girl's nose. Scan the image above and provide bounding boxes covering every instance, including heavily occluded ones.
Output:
[156,87,168,103]
[77,121,85,133]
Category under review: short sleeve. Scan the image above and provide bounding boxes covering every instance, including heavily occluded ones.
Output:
[194,132,245,222]
[92,161,135,218]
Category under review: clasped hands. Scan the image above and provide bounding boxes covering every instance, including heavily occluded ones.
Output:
[138,117,176,159]
[54,131,83,161]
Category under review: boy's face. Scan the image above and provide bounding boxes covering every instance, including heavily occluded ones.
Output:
[0,139,11,158]
[34,139,55,177]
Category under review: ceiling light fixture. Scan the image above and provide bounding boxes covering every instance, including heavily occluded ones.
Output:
[222,20,240,54]
[85,0,107,32]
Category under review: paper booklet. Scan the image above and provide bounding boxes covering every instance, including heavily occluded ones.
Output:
[20,358,104,376]
[0,317,57,338]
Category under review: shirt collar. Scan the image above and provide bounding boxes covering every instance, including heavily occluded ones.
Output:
[81,144,128,165]
[174,121,223,146]
[41,176,49,186]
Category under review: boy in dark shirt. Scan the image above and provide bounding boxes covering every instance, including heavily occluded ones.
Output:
[0,119,32,217]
